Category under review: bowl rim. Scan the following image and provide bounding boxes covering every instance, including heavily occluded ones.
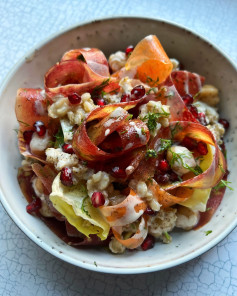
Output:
[0,15,236,274]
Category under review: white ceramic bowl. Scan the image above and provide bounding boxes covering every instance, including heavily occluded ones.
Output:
[0,17,236,274]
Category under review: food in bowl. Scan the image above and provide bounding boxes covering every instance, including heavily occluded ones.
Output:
[15,35,230,254]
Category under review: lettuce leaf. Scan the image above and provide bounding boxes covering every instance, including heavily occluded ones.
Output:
[49,174,110,240]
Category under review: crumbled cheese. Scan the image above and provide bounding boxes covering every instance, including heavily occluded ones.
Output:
[30,131,51,155]
[119,77,133,94]
[72,163,94,181]
[148,208,177,238]
[198,84,220,107]
[108,51,127,72]
[109,237,126,254]
[176,206,199,230]
[46,148,79,170]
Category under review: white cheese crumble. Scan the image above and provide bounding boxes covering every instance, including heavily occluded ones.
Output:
[176,206,199,230]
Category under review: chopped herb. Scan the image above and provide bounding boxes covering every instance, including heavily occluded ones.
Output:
[77,54,86,63]
[141,109,170,132]
[193,91,200,100]
[159,139,172,152]
[125,114,133,121]
[100,90,107,97]
[165,91,175,98]
[13,128,19,134]
[206,207,212,212]
[141,127,146,135]
[81,197,91,217]
[205,230,212,236]
[145,149,157,159]
[168,149,202,176]
[94,261,97,267]
[163,231,172,242]
[170,122,182,139]
[147,177,153,184]
[146,87,158,95]
[146,76,159,87]
[214,179,233,191]
[218,164,225,174]
[18,120,30,127]
[54,126,64,148]
[120,130,128,135]
[91,78,110,97]
[81,160,88,166]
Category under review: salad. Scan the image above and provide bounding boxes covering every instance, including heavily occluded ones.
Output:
[15,35,230,253]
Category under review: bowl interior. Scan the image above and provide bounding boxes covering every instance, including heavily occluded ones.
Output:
[0,17,236,274]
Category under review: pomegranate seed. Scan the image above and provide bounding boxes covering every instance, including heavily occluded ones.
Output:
[131,85,145,100]
[182,94,193,105]
[23,130,34,144]
[144,206,157,216]
[60,167,73,186]
[156,174,170,184]
[121,94,130,102]
[95,98,105,106]
[197,141,208,155]
[158,160,170,173]
[188,105,198,118]
[219,118,229,129]
[181,136,197,150]
[33,121,46,137]
[26,198,41,214]
[141,235,155,251]
[68,93,81,104]
[111,167,127,179]
[125,45,134,56]
[62,143,74,154]
[198,112,207,126]
[91,192,105,208]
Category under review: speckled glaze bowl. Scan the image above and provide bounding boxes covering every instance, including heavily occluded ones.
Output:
[0,17,236,274]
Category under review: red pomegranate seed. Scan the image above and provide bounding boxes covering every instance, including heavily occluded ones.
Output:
[125,45,134,56]
[121,94,130,102]
[182,94,193,105]
[158,160,170,173]
[198,112,207,126]
[197,141,208,155]
[144,206,157,216]
[62,143,74,154]
[111,167,127,179]
[23,130,34,144]
[181,136,197,150]
[33,121,46,137]
[60,167,73,186]
[68,93,81,104]
[141,235,155,251]
[26,198,42,214]
[131,85,145,100]
[91,192,105,208]
[169,171,180,182]
[188,105,198,118]
[219,118,230,129]
[95,98,105,106]
[156,174,170,184]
